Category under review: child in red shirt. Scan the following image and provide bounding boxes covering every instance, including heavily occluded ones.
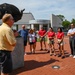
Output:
[56,27,65,58]
[44,27,56,56]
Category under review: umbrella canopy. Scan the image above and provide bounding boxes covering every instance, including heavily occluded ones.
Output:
[0,3,25,22]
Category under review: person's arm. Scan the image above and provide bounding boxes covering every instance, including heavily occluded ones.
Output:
[13,30,19,37]
[60,32,64,42]
[38,31,42,38]
[28,34,29,43]
[53,32,56,39]
[67,29,75,36]
[42,31,48,37]
[67,33,75,36]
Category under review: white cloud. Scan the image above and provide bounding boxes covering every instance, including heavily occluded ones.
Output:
[0,0,75,21]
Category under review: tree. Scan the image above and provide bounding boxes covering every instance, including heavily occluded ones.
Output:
[62,20,70,29]
[71,18,75,24]
[57,14,65,21]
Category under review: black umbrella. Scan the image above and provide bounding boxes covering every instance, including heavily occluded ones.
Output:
[0,3,25,22]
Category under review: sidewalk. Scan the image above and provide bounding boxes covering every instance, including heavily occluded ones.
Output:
[11,37,75,75]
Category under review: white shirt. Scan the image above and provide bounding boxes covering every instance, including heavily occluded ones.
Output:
[28,33,36,42]
[68,28,75,33]
[68,28,75,38]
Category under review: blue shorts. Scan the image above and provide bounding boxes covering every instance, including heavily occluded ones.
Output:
[24,40,27,46]
[0,50,12,73]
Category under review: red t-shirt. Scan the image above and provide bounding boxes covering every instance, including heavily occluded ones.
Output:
[56,32,64,39]
[38,29,46,36]
[48,31,55,38]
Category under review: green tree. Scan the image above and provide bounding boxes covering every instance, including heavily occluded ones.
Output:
[57,14,65,21]
[71,18,75,24]
[62,20,70,29]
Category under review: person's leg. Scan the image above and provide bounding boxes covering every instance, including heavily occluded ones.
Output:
[58,44,62,57]
[49,44,53,56]
[72,38,75,58]
[69,38,73,55]
[52,44,56,56]
[1,51,12,75]
[1,72,9,75]
[30,44,33,53]
[24,40,27,55]
[61,44,65,58]
[33,43,35,53]
[43,39,46,50]
[40,38,43,50]
[34,42,36,50]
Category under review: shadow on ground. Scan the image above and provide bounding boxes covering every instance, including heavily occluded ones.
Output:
[10,58,59,75]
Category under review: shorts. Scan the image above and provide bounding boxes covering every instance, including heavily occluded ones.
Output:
[57,39,63,45]
[0,50,12,73]
[24,40,27,46]
[29,42,35,45]
[49,39,54,44]
[40,37,45,41]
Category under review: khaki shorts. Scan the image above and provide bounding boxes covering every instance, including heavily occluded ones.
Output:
[47,38,54,44]
[40,37,45,41]
[58,39,63,45]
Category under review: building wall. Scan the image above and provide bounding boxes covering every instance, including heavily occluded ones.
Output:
[51,14,62,28]
[50,14,63,32]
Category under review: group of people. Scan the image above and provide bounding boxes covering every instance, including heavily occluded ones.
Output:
[17,23,75,60]
[17,25,65,59]
[38,26,65,58]
[0,13,75,75]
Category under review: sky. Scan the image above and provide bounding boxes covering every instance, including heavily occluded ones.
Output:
[0,0,75,21]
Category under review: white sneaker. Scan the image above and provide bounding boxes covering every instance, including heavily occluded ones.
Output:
[73,55,75,58]
[69,54,73,57]
[24,53,27,55]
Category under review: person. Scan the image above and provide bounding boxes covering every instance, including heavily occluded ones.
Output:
[28,29,36,54]
[0,14,16,75]
[38,26,46,50]
[18,25,28,55]
[33,28,37,50]
[67,23,75,58]
[13,29,19,37]
[56,27,65,58]
[43,27,56,56]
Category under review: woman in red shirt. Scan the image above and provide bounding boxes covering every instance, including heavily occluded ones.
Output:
[56,27,65,58]
[44,27,56,56]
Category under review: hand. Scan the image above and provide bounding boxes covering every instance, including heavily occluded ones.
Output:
[14,32,19,37]
[41,36,43,38]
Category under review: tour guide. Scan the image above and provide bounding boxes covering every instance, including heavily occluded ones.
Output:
[0,14,16,75]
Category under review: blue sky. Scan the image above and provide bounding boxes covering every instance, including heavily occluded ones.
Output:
[0,0,75,21]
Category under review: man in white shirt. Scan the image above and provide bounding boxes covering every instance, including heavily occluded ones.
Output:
[67,23,75,58]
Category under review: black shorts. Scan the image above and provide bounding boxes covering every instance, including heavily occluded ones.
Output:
[0,50,12,73]
[29,42,35,45]
[24,40,27,46]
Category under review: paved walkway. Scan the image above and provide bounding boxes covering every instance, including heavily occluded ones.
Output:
[11,37,75,75]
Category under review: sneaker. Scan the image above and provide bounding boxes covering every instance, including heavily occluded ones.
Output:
[73,55,75,58]
[44,49,47,51]
[58,54,61,57]
[69,54,73,57]
[47,50,50,53]
[61,56,65,59]
[54,53,56,56]
[40,49,43,51]
[24,53,27,55]
[50,53,53,56]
